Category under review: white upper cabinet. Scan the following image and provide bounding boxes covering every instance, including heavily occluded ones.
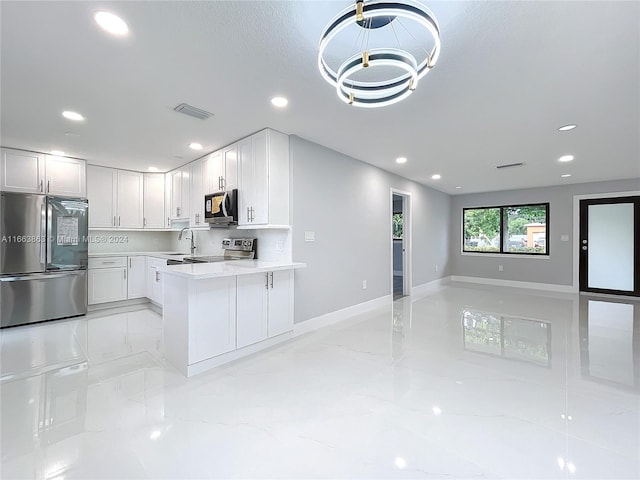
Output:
[222,145,238,191]
[238,129,290,228]
[205,147,238,194]
[45,155,86,197]
[117,170,143,228]
[0,148,46,193]
[143,173,165,229]
[87,165,117,228]
[206,150,224,193]
[0,148,86,197]
[189,159,207,228]
[168,167,190,221]
[87,166,142,229]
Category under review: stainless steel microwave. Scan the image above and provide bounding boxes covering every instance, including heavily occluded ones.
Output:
[204,189,238,225]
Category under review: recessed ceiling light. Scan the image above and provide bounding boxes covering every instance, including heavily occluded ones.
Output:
[558,124,577,131]
[395,156,407,164]
[50,150,65,156]
[558,155,574,162]
[561,174,572,178]
[271,96,288,108]
[148,167,159,172]
[455,186,462,189]
[189,143,203,150]
[431,174,441,180]
[62,111,84,121]
[94,11,129,36]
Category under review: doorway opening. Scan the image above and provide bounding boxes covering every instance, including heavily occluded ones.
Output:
[579,196,640,297]
[391,190,411,300]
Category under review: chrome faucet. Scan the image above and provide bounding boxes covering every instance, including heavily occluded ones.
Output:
[178,227,196,256]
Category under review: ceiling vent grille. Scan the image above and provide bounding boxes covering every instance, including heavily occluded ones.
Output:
[496,162,525,169]
[173,103,213,120]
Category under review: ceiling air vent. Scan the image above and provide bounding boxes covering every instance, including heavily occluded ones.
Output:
[173,103,213,120]
[496,162,525,169]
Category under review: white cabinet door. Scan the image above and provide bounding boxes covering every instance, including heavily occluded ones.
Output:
[206,150,224,193]
[0,148,45,193]
[146,257,164,305]
[88,267,127,304]
[237,137,254,226]
[267,270,294,337]
[143,173,165,229]
[45,155,86,197]
[250,130,269,225]
[127,256,147,299]
[189,160,206,227]
[117,170,143,228]
[168,169,182,220]
[223,144,238,191]
[236,273,268,348]
[190,277,237,363]
[87,165,117,228]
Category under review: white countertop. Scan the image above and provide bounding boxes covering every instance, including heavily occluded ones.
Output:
[160,260,306,279]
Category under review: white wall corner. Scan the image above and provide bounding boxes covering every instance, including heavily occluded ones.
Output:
[410,276,452,298]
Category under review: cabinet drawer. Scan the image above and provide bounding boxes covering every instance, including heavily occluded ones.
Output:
[88,256,127,269]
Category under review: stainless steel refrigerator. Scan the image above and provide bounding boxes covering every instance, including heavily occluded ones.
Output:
[0,192,88,328]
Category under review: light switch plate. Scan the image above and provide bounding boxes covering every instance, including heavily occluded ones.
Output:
[560,234,569,242]
[304,231,315,242]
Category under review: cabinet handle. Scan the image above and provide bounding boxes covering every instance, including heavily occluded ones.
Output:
[118,216,121,226]
[155,271,160,282]
[40,180,43,192]
[167,217,170,226]
[265,273,269,289]
[221,177,225,189]
[129,258,131,268]
[247,207,250,222]
[47,180,50,193]
[143,217,147,227]
[270,272,274,289]
[113,216,116,226]
[101,261,116,264]
[124,269,127,280]
[177,206,181,217]
[195,213,199,224]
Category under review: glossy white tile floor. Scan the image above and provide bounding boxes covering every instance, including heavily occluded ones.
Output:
[1,283,639,479]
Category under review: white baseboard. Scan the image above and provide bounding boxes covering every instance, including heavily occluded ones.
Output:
[450,275,577,293]
[411,276,452,297]
[294,295,392,336]
[87,297,149,312]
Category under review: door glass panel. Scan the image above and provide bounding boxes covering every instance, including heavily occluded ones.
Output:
[588,203,634,291]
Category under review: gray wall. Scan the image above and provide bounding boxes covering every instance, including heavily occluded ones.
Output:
[450,178,640,286]
[291,136,451,323]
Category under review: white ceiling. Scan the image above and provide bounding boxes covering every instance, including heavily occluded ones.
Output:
[1,1,638,195]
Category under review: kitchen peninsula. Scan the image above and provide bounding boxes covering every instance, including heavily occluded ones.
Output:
[161,260,305,376]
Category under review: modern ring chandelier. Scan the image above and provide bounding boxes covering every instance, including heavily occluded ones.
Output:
[318,0,441,108]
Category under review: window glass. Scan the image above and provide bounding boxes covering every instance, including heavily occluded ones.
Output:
[504,205,547,254]
[463,208,500,252]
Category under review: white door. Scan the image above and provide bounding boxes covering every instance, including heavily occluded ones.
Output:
[190,277,237,363]
[0,148,45,193]
[127,256,147,299]
[88,267,127,304]
[250,130,269,225]
[190,160,205,227]
[223,144,238,191]
[87,165,117,228]
[267,270,293,337]
[236,273,268,348]
[117,170,144,228]
[143,173,165,228]
[45,155,86,197]
[146,257,164,305]
[237,137,254,226]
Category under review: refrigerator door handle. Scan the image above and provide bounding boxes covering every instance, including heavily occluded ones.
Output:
[1,271,86,282]
[40,201,47,269]
[46,202,53,264]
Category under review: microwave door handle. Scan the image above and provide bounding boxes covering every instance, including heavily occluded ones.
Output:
[221,192,229,218]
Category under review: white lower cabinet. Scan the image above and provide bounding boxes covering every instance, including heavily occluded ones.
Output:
[236,273,268,348]
[146,257,165,306]
[236,270,293,348]
[127,256,147,299]
[88,266,127,304]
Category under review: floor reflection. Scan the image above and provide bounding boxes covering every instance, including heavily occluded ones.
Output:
[579,296,640,391]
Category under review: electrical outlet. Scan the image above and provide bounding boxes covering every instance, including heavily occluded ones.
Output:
[275,241,284,251]
[362,280,367,289]
[304,231,315,242]
[498,265,504,272]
